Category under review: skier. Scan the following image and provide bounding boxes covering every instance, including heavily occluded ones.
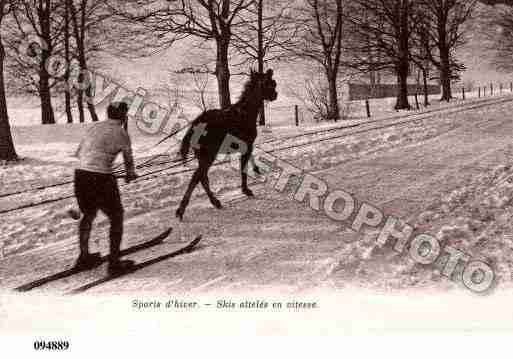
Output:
[72,101,138,274]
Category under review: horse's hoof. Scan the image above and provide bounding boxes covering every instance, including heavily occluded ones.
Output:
[253,166,261,175]
[175,208,184,221]
[243,189,254,197]
[212,199,223,209]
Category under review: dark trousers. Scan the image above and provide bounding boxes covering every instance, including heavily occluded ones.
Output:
[74,169,124,259]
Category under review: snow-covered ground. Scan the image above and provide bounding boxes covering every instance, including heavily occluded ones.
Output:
[2,96,513,298]
[0,94,486,258]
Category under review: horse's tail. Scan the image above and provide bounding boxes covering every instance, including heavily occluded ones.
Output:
[179,125,194,164]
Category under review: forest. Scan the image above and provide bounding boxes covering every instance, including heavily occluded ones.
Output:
[1,0,513,161]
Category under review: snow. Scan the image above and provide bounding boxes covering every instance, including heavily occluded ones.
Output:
[2,96,513,296]
[411,161,513,283]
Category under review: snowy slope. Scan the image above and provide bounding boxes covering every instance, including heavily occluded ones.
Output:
[2,98,513,296]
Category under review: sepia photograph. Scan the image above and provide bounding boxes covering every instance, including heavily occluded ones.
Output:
[1,0,513,356]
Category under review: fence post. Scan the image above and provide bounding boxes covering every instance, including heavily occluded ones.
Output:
[500,83,503,94]
[510,82,512,92]
[295,105,299,126]
[462,87,465,100]
[491,83,494,96]
[414,93,420,110]
[365,99,371,118]
[478,87,481,98]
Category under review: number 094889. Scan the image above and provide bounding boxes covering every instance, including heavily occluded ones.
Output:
[33,341,70,351]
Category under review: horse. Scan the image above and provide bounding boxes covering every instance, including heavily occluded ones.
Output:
[175,69,278,221]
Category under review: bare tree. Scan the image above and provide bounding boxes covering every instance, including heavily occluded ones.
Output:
[67,0,115,122]
[0,0,18,161]
[411,19,433,106]
[287,0,344,121]
[303,76,330,122]
[191,71,216,111]
[10,0,66,124]
[346,0,422,110]
[113,0,256,109]
[419,0,476,101]
[158,78,184,113]
[231,0,299,124]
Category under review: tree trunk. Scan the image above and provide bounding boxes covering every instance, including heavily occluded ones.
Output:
[257,0,265,126]
[439,48,452,102]
[395,64,410,110]
[69,0,99,122]
[438,19,452,102]
[326,69,340,121]
[216,40,231,109]
[395,2,411,110]
[80,37,98,121]
[38,0,56,125]
[39,61,56,125]
[85,86,99,122]
[0,35,17,161]
[395,59,411,110]
[422,68,429,106]
[65,85,73,123]
[77,90,85,123]
[64,0,73,124]
[39,52,55,124]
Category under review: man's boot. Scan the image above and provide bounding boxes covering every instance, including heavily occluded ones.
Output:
[108,224,134,275]
[74,220,102,270]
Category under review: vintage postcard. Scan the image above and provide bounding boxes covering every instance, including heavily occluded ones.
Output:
[1,0,513,356]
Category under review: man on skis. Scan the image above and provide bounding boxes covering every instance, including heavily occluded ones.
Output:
[73,101,138,274]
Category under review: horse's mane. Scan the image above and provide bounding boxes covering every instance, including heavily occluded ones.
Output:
[236,75,256,105]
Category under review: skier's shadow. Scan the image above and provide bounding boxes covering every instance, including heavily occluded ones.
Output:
[68,236,203,294]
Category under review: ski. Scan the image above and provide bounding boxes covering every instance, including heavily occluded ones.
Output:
[68,235,202,295]
[14,227,173,292]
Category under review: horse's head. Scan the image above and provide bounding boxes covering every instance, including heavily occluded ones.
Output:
[250,69,278,102]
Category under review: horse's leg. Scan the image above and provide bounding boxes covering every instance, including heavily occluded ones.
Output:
[240,145,254,197]
[199,156,222,209]
[176,167,202,221]
[251,156,261,175]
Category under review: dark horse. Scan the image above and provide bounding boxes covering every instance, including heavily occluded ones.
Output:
[175,69,278,221]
